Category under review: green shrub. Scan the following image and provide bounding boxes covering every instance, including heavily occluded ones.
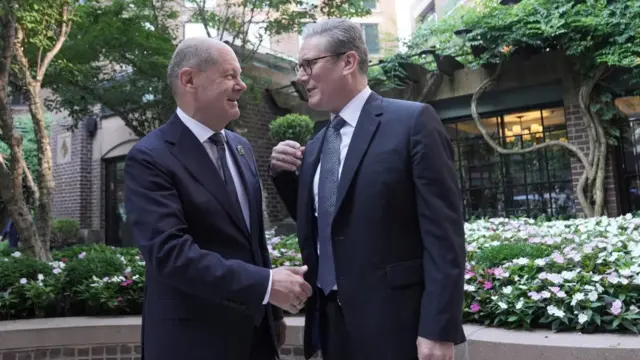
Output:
[50,218,80,249]
[269,113,314,145]
[475,242,554,268]
[61,251,126,288]
[0,255,52,291]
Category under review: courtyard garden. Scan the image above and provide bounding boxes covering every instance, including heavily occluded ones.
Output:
[2,214,640,335]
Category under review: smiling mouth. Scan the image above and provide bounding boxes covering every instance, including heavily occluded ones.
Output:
[227,99,238,103]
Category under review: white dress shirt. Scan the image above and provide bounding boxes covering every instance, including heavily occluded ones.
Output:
[177,108,272,305]
[312,86,372,290]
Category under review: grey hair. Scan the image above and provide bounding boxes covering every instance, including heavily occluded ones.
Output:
[167,37,221,95]
[301,19,369,75]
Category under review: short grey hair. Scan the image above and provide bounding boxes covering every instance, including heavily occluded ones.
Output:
[301,19,369,75]
[167,37,221,95]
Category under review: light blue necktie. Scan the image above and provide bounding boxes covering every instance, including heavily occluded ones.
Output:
[317,115,346,294]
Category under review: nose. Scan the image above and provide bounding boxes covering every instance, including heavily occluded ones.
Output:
[296,70,309,85]
[236,78,247,92]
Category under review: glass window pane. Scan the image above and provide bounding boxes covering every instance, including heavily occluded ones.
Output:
[362,24,379,54]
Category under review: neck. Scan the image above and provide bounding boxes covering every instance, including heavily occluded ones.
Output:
[177,100,226,131]
[331,77,368,114]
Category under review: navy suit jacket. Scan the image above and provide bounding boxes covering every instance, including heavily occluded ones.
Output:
[273,92,467,360]
[125,114,282,360]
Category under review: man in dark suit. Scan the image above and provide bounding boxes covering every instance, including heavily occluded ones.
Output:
[124,37,312,360]
[270,19,466,360]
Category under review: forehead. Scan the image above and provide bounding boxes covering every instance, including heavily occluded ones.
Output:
[212,46,241,72]
[298,36,328,61]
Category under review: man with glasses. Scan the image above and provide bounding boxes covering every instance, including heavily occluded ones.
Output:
[270,18,466,360]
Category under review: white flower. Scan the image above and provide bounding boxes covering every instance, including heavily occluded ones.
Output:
[502,286,513,294]
[588,291,598,302]
[534,259,547,266]
[11,251,21,258]
[19,278,27,284]
[571,293,585,306]
[37,274,44,281]
[547,305,566,318]
[577,313,588,324]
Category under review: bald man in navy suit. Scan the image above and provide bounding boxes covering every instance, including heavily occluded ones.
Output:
[125,37,312,360]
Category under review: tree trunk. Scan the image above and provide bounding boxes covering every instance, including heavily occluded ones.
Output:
[0,2,49,260]
[27,85,54,258]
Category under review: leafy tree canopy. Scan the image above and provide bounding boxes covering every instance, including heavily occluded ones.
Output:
[46,0,373,137]
[373,0,640,90]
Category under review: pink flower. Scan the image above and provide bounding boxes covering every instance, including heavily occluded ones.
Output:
[120,279,133,287]
[470,303,481,313]
[483,281,493,290]
[610,300,623,316]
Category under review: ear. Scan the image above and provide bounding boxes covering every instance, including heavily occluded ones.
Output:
[178,68,196,92]
[342,51,360,75]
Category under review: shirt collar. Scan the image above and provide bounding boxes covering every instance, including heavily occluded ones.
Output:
[330,86,372,128]
[176,107,225,143]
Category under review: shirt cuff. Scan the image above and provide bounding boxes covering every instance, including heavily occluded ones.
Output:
[262,269,273,305]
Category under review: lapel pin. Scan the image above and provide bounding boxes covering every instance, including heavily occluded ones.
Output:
[236,145,245,156]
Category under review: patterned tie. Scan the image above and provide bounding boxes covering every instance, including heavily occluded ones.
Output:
[317,115,347,294]
[209,133,244,223]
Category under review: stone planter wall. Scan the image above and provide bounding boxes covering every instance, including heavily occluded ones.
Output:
[1,316,639,360]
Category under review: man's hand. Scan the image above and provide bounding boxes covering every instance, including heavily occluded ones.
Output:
[270,140,304,175]
[268,265,312,314]
[417,337,454,360]
[276,319,287,348]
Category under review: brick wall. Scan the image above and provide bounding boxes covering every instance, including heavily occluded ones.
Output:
[0,344,140,360]
[564,100,619,217]
[50,118,95,229]
[0,344,308,360]
[235,88,292,223]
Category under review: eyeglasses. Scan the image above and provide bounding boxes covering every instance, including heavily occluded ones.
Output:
[294,52,347,76]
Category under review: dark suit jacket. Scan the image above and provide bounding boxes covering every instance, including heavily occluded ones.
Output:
[272,92,466,360]
[125,114,282,360]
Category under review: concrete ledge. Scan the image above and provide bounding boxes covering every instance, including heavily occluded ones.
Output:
[1,317,639,360]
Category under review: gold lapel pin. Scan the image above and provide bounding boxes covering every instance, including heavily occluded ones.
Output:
[236,145,245,156]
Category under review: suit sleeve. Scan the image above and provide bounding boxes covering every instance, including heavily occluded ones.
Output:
[410,104,466,343]
[270,167,299,221]
[124,145,270,313]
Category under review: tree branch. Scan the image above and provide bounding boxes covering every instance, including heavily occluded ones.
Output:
[22,161,39,205]
[36,2,71,82]
[471,61,592,174]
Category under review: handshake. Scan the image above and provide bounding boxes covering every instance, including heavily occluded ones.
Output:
[268,265,313,314]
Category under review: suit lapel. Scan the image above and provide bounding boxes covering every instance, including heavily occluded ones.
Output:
[226,132,265,266]
[225,133,257,234]
[299,127,326,251]
[163,114,248,235]
[335,93,383,215]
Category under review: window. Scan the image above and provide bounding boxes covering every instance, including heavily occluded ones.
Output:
[361,23,379,54]
[184,0,216,8]
[247,22,270,48]
[9,90,28,106]
[614,95,640,214]
[184,22,217,39]
[364,0,377,10]
[446,106,575,219]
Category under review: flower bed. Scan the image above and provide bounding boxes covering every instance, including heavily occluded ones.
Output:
[2,215,640,334]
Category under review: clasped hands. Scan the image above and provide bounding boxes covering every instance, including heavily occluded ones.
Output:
[268,265,312,314]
